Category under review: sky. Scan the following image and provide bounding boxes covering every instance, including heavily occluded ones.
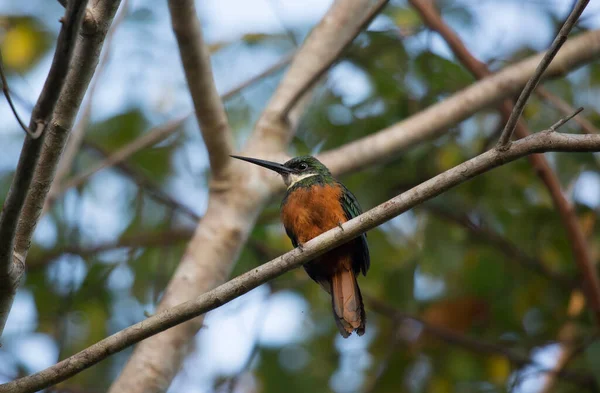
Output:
[1,0,600,392]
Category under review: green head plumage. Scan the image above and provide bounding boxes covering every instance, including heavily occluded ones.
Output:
[230,154,334,189]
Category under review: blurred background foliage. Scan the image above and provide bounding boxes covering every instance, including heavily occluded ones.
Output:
[1,0,600,392]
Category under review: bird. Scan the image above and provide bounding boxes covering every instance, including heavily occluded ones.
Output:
[231,154,370,338]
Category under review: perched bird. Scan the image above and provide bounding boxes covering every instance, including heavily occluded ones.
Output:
[231,155,370,338]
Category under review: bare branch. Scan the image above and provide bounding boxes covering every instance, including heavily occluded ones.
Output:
[44,0,130,215]
[168,0,234,181]
[4,123,600,392]
[319,29,600,176]
[279,0,390,119]
[0,0,90,337]
[408,0,600,323]
[251,0,373,146]
[496,0,589,147]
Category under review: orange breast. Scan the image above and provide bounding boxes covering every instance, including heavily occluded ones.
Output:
[281,184,347,244]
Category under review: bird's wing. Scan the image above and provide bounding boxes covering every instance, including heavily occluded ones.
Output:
[339,183,370,275]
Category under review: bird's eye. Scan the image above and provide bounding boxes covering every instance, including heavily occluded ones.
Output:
[298,163,308,171]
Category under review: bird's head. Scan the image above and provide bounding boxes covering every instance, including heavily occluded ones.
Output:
[231,155,332,188]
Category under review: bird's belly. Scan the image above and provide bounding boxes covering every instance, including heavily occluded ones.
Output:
[281,184,352,277]
[281,184,347,244]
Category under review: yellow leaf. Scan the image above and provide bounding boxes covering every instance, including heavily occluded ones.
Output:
[1,18,49,72]
[2,24,36,69]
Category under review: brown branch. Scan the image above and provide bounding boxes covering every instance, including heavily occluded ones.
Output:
[279,0,390,119]
[425,206,576,288]
[168,0,234,182]
[44,0,130,215]
[4,116,600,393]
[0,0,90,337]
[251,0,373,146]
[408,0,600,323]
[496,0,589,147]
[319,29,600,176]
[366,297,597,389]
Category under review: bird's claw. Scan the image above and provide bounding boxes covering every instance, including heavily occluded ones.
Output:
[298,243,305,252]
[337,222,344,231]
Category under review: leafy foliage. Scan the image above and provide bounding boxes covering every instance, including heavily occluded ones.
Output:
[1,1,599,393]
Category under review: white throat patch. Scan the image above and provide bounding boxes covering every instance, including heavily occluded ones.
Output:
[285,173,318,189]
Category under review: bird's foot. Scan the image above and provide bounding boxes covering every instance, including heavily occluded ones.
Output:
[297,242,305,252]
[337,221,344,231]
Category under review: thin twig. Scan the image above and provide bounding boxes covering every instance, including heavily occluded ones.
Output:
[496,0,589,147]
[537,87,599,134]
[279,0,390,119]
[0,50,31,136]
[3,120,600,393]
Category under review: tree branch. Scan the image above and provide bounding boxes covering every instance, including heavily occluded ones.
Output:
[4,119,600,393]
[250,0,373,147]
[168,0,234,182]
[44,0,130,215]
[319,29,600,176]
[0,0,90,337]
[408,0,600,323]
[279,0,390,119]
[496,0,589,147]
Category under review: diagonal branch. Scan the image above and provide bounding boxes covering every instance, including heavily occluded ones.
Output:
[44,0,130,215]
[408,0,600,323]
[319,29,600,176]
[168,0,234,182]
[4,117,600,393]
[0,0,90,337]
[496,0,589,147]
[279,0,390,119]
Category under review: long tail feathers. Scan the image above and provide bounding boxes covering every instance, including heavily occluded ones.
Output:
[330,268,365,338]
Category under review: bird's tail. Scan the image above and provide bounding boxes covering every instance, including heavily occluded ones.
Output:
[331,266,365,338]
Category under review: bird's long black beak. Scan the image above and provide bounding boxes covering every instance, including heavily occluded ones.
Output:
[230,155,293,174]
